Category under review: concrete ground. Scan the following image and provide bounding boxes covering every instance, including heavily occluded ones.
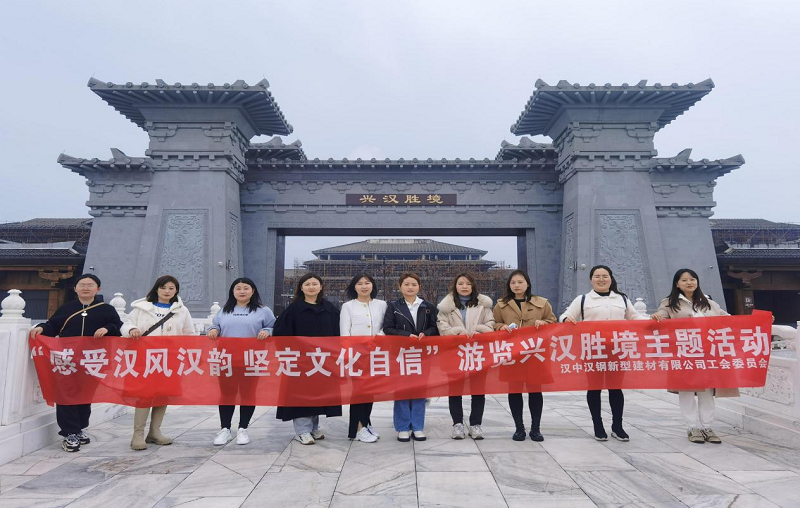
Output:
[1,391,798,507]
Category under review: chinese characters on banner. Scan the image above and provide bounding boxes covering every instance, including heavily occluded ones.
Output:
[30,311,772,408]
[345,194,457,206]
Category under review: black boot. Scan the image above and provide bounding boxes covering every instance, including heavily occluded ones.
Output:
[587,390,607,441]
[609,390,629,441]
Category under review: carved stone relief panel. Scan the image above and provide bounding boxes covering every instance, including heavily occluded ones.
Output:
[596,211,654,304]
[740,366,794,405]
[561,214,576,312]
[229,213,239,273]
[155,210,208,303]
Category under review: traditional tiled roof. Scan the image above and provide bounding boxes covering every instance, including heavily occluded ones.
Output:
[313,239,487,256]
[710,219,800,230]
[717,249,800,259]
[649,149,743,177]
[511,79,715,136]
[495,137,557,162]
[87,78,293,136]
[0,219,91,252]
[247,137,306,162]
[0,241,82,260]
[58,148,151,174]
[0,218,92,229]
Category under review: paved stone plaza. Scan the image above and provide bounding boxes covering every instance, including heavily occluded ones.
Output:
[0,391,798,507]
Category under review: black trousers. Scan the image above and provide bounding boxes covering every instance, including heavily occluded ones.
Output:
[348,403,373,438]
[449,395,485,426]
[587,389,624,428]
[219,405,255,429]
[508,392,543,431]
[56,404,91,436]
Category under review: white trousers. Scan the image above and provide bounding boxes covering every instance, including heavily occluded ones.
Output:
[293,415,319,434]
[679,389,715,429]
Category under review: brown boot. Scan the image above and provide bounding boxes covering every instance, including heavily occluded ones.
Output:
[131,407,149,450]
[146,406,173,445]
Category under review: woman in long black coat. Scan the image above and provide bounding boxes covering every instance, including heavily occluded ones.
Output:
[273,273,342,445]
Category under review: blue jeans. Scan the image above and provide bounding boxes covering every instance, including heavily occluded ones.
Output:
[394,399,426,431]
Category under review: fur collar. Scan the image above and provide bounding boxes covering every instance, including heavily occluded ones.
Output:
[438,293,493,313]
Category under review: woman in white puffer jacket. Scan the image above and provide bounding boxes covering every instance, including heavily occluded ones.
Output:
[122,275,196,450]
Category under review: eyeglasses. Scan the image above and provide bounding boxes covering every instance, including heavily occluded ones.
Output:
[76,283,98,289]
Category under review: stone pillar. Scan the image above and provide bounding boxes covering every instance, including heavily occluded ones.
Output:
[62,79,292,314]
[511,79,741,311]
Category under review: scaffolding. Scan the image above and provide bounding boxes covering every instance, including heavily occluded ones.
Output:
[710,219,800,247]
[0,219,92,252]
[282,258,513,309]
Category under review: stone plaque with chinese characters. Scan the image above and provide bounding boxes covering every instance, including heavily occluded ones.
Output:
[346,194,457,206]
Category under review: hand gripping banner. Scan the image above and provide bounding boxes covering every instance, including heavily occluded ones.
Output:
[30,311,772,408]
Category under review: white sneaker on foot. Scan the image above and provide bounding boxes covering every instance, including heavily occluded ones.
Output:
[412,430,426,441]
[469,425,484,440]
[356,427,378,443]
[213,428,233,446]
[367,424,380,439]
[236,428,250,445]
[397,431,411,442]
[310,429,325,440]
[451,423,466,439]
[296,432,315,445]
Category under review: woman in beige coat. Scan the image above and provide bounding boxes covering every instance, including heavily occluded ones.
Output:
[493,269,556,442]
[437,273,495,440]
[652,268,738,444]
[122,275,197,450]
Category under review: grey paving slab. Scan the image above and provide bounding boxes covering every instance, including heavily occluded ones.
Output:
[3,391,799,507]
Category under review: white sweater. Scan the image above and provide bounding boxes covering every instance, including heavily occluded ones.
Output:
[560,291,648,322]
[122,297,197,336]
[340,299,387,336]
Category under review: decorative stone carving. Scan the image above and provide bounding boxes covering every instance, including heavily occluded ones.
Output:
[655,206,714,218]
[109,292,128,320]
[652,183,679,198]
[596,212,653,306]
[478,181,503,193]
[87,182,114,196]
[741,366,794,405]
[268,181,293,193]
[88,205,148,217]
[228,213,239,272]
[124,183,152,197]
[689,182,716,198]
[561,215,575,311]
[155,211,207,303]
[331,182,353,193]
[1,289,25,318]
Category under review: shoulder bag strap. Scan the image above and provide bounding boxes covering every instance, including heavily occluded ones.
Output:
[141,312,176,337]
[59,302,105,335]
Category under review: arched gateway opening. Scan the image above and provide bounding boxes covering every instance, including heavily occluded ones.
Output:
[59,77,743,316]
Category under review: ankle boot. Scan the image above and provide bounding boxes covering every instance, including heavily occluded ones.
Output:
[146,406,173,445]
[131,407,149,450]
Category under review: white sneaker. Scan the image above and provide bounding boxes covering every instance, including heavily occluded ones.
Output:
[412,430,426,441]
[469,425,484,440]
[397,431,411,442]
[236,428,250,445]
[296,432,315,445]
[213,428,233,446]
[367,424,380,439]
[310,429,325,440]
[356,427,378,443]
[452,423,466,440]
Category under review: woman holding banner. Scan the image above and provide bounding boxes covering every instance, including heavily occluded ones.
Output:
[207,277,276,446]
[340,273,386,443]
[493,269,557,442]
[29,274,123,453]
[652,268,738,444]
[437,273,495,440]
[561,265,647,442]
[383,272,439,442]
[123,275,197,450]
[274,273,342,445]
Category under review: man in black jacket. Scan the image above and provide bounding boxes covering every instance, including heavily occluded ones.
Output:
[29,274,123,452]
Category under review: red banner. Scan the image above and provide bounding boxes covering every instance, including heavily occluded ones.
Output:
[30,311,772,408]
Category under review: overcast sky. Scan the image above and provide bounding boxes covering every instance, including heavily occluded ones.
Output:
[2,1,797,267]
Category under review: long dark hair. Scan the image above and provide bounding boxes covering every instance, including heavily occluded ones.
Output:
[450,272,479,309]
[500,269,533,304]
[145,275,180,304]
[589,265,626,298]
[222,277,263,313]
[293,273,324,303]
[345,273,378,300]
[667,268,711,312]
